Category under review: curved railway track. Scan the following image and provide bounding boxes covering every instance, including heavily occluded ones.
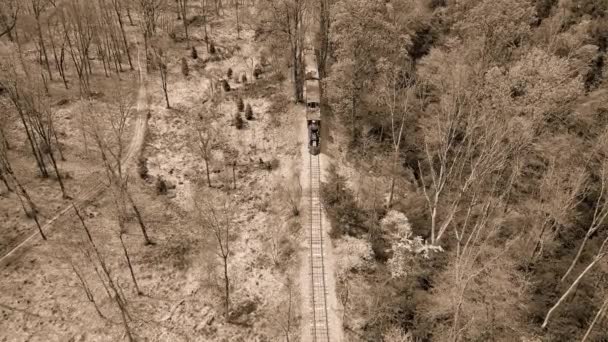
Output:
[309,153,330,341]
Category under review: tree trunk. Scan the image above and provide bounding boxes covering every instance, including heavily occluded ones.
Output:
[232,162,236,190]
[120,233,142,294]
[16,109,48,177]
[14,179,45,240]
[205,157,212,187]
[126,191,152,245]
[542,253,605,328]
[223,256,230,316]
[36,20,53,81]
[561,231,593,282]
[46,140,69,199]
[581,296,608,342]
[114,3,134,70]
[235,0,240,39]
[0,171,11,192]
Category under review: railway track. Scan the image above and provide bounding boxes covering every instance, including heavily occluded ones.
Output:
[309,153,330,341]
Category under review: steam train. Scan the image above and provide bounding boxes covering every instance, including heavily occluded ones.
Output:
[305,52,321,155]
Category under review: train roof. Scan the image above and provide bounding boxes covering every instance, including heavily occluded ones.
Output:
[305,79,320,103]
[304,53,318,77]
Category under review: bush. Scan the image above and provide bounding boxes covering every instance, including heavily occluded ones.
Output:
[181,57,189,77]
[237,97,245,111]
[253,65,262,79]
[429,0,447,8]
[138,157,149,180]
[191,46,198,59]
[260,54,268,66]
[209,43,216,54]
[227,67,233,78]
[222,79,231,92]
[234,111,244,129]
[245,103,253,120]
[241,74,247,83]
[321,165,369,238]
[259,157,279,171]
[156,177,168,194]
[535,0,557,19]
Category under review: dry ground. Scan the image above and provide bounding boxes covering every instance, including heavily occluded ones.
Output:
[1,9,306,342]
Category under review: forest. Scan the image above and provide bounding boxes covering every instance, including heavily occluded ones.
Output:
[319,0,608,341]
[0,0,608,341]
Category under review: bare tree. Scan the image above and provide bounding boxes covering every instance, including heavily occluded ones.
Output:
[377,68,410,208]
[151,38,171,108]
[277,280,295,341]
[30,0,53,82]
[542,234,608,329]
[73,204,134,341]
[260,0,307,102]
[177,0,190,48]
[110,0,135,70]
[1,147,45,239]
[1,67,49,177]
[136,0,164,71]
[26,93,70,198]
[0,0,19,40]
[192,111,217,187]
[196,191,236,316]
[234,0,240,39]
[529,159,587,260]
[88,87,152,245]
[580,294,608,342]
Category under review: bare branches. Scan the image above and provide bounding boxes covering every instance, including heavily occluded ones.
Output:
[191,108,218,188]
[195,191,237,316]
[542,235,608,328]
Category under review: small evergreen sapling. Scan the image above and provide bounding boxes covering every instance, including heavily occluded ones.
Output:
[241,74,247,83]
[191,46,198,59]
[227,67,233,78]
[245,104,253,120]
[234,111,244,129]
[237,97,245,111]
[181,57,189,77]
[222,79,231,92]
[253,64,262,79]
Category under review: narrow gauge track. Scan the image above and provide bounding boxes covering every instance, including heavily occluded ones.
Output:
[309,153,330,341]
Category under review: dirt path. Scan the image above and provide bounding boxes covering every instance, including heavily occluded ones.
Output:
[298,114,344,342]
[0,44,149,265]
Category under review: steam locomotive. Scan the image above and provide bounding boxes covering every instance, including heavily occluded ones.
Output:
[305,52,321,155]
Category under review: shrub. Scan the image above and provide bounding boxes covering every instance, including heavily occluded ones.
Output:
[181,57,189,77]
[227,67,233,78]
[253,64,263,78]
[260,54,268,66]
[234,111,244,129]
[237,97,245,111]
[209,43,216,54]
[535,0,557,19]
[241,74,247,83]
[321,165,369,238]
[222,79,231,92]
[138,157,149,180]
[258,157,279,171]
[429,0,447,8]
[245,103,253,120]
[156,177,168,194]
[191,46,198,59]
